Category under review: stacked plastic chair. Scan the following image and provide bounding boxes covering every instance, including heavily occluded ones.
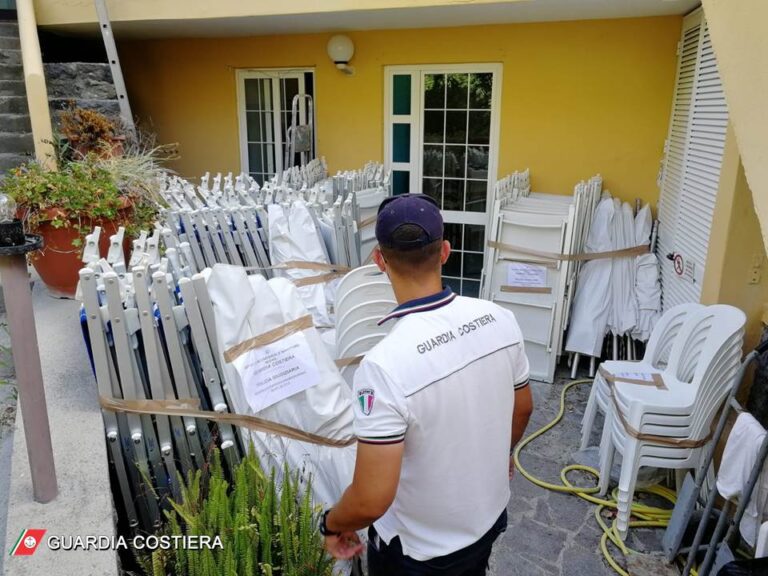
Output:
[334,265,397,385]
[580,302,704,450]
[597,304,746,541]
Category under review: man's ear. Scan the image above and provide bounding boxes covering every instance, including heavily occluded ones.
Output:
[372,246,387,272]
[440,240,451,265]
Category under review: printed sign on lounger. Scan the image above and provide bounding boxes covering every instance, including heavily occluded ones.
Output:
[231,332,321,412]
[507,262,547,288]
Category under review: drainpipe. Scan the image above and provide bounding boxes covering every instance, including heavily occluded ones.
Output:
[16,0,56,170]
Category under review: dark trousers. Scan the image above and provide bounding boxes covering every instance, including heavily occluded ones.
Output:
[367,509,507,576]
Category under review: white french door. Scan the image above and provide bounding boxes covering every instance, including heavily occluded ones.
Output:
[236,69,315,185]
[385,64,503,297]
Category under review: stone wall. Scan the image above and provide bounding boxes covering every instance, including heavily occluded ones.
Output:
[44,62,120,119]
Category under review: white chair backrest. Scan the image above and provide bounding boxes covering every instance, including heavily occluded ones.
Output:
[665,305,744,384]
[644,303,704,368]
[665,305,745,439]
[337,299,397,334]
[336,264,388,299]
[336,281,396,321]
[337,315,390,354]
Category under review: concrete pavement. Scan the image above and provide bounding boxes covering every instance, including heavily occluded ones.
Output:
[488,377,665,576]
[2,275,117,576]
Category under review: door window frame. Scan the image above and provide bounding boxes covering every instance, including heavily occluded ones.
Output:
[384,63,503,226]
[236,68,315,182]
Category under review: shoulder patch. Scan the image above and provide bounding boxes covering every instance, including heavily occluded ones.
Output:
[357,388,375,415]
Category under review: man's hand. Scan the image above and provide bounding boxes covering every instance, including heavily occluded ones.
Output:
[509,455,516,480]
[324,531,364,559]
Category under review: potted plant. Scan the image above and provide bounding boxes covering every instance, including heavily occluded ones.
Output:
[0,125,172,297]
[135,448,335,576]
[58,102,126,159]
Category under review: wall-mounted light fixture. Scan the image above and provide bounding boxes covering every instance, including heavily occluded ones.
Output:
[327,34,355,75]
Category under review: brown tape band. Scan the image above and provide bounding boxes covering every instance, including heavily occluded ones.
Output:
[499,257,559,269]
[357,215,378,229]
[99,396,356,448]
[606,380,712,448]
[500,285,552,294]
[246,261,352,274]
[334,355,364,368]
[598,365,667,390]
[488,240,649,262]
[292,271,347,287]
[224,315,313,364]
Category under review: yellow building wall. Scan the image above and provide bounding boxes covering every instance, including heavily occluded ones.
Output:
[701,125,768,350]
[119,16,681,204]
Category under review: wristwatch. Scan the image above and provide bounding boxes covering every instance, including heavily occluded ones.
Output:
[319,509,340,537]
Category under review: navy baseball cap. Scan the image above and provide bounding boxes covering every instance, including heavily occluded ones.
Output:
[376,194,443,250]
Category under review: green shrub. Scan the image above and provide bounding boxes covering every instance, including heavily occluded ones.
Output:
[137,447,334,576]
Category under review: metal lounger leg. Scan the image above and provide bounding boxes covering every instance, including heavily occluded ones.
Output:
[79,269,139,529]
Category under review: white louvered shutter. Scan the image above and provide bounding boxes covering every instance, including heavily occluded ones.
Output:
[657,9,728,309]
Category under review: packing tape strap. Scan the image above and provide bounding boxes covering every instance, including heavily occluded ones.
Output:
[357,215,378,229]
[606,381,712,448]
[246,260,352,273]
[334,355,364,368]
[487,240,649,262]
[500,285,552,294]
[224,315,313,364]
[99,396,356,448]
[598,365,667,390]
[293,271,346,287]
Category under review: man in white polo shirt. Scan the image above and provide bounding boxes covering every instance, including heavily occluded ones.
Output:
[322,194,533,575]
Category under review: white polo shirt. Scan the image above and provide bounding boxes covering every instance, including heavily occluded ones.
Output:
[352,287,529,561]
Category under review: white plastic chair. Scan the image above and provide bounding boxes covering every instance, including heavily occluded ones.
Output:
[597,305,746,540]
[335,264,388,302]
[337,312,393,353]
[580,303,703,450]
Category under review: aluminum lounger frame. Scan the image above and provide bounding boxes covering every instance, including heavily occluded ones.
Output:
[230,209,262,269]
[178,278,242,468]
[213,208,244,267]
[133,266,190,488]
[484,211,570,383]
[152,271,206,470]
[178,211,207,272]
[103,272,167,527]
[79,268,140,529]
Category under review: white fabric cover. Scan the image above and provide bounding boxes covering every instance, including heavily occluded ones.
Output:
[204,264,356,509]
[268,201,333,326]
[717,412,768,547]
[632,204,661,341]
[608,201,638,336]
[565,195,615,356]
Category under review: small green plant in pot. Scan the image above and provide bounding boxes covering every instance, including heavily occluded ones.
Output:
[0,154,161,297]
[136,447,335,576]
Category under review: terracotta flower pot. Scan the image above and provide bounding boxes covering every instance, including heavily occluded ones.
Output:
[68,135,126,160]
[24,201,132,298]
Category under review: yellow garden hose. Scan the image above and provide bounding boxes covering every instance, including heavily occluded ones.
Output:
[512,379,683,576]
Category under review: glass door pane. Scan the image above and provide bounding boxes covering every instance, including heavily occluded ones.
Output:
[244,78,277,185]
[420,70,495,296]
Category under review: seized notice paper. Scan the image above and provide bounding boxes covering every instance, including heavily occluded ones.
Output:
[507,262,548,288]
[232,331,320,413]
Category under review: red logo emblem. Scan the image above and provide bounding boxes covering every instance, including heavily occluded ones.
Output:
[9,529,46,556]
[673,254,684,276]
